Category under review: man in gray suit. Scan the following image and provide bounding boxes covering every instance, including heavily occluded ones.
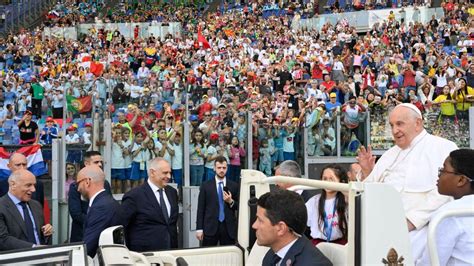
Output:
[0,169,53,251]
[253,190,331,266]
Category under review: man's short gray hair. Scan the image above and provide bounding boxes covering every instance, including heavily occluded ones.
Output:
[147,157,168,175]
[276,160,302,178]
[8,170,22,182]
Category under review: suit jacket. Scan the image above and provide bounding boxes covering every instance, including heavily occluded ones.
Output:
[0,179,44,206]
[83,190,119,258]
[68,180,112,243]
[0,195,50,251]
[196,178,239,239]
[119,183,179,252]
[262,236,332,266]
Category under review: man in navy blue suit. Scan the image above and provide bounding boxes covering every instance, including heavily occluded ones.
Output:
[68,151,112,243]
[119,157,179,252]
[253,190,332,266]
[76,165,119,258]
[196,156,239,247]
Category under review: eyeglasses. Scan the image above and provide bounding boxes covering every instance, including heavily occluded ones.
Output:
[204,114,211,117]
[438,167,474,182]
[76,177,90,186]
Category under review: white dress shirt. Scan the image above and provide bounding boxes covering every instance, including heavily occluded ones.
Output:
[147,179,171,218]
[275,238,298,266]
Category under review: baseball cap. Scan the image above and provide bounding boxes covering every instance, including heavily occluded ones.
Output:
[330,92,337,98]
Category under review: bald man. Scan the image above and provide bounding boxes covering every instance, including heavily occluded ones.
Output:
[77,166,119,258]
[0,170,53,251]
[0,153,45,207]
[357,103,458,259]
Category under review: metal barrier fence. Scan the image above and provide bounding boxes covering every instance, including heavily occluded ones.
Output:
[293,6,445,31]
[42,22,183,40]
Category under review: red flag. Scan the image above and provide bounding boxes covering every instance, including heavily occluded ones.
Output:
[197,27,211,50]
[90,62,104,77]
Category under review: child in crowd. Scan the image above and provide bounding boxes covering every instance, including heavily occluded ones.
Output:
[258,138,273,176]
[170,130,183,187]
[307,125,322,156]
[189,129,206,186]
[156,128,173,164]
[228,136,246,183]
[204,133,219,181]
[82,123,92,146]
[282,124,298,161]
[306,164,349,246]
[130,131,151,188]
[111,126,126,194]
[121,127,133,192]
[65,126,81,164]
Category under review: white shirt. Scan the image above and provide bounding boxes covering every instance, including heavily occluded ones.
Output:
[417,195,474,266]
[275,238,298,266]
[147,179,171,218]
[171,142,183,170]
[306,195,345,241]
[89,189,106,207]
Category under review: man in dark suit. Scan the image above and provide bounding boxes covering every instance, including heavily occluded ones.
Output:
[274,160,318,202]
[76,166,119,258]
[196,156,239,246]
[119,158,179,252]
[0,169,53,251]
[68,150,112,243]
[0,153,45,206]
[253,190,332,266]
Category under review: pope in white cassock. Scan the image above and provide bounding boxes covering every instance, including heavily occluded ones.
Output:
[356,103,458,260]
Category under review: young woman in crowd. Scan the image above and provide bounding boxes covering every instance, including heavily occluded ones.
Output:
[306,164,349,246]
[189,129,206,186]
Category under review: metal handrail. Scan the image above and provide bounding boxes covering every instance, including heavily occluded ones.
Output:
[427,208,474,266]
[262,176,351,192]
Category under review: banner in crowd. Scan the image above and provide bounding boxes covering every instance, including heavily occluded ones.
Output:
[67,95,92,113]
[0,145,49,180]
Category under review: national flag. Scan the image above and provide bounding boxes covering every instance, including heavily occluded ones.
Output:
[67,95,92,113]
[223,28,235,38]
[197,27,211,49]
[0,145,49,180]
[90,61,104,76]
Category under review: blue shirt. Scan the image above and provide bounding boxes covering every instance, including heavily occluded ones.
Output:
[7,192,40,245]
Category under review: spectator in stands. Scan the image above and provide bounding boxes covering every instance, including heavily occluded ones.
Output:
[17,110,39,145]
[190,130,206,186]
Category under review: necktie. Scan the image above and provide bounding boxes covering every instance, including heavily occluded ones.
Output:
[19,202,37,244]
[158,189,169,223]
[218,181,225,222]
[272,254,281,266]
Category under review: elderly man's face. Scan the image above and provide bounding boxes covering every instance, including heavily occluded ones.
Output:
[389,107,422,150]
[8,154,28,172]
[10,171,36,202]
[149,160,171,188]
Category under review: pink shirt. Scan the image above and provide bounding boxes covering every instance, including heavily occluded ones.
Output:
[229,146,245,166]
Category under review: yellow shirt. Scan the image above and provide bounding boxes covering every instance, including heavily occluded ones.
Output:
[434,94,456,116]
[455,86,474,111]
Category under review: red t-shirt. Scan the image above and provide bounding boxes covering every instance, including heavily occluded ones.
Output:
[126,113,146,135]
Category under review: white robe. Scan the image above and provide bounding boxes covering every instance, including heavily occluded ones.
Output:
[364,130,458,260]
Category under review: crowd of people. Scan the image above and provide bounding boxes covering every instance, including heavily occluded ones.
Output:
[0,0,473,263]
[1,0,472,194]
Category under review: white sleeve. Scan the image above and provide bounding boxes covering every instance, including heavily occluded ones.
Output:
[417,217,459,266]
